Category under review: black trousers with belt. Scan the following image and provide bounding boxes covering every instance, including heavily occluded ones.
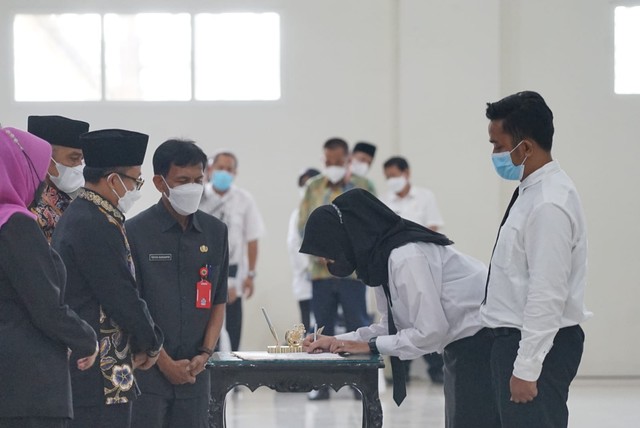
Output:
[488,325,585,428]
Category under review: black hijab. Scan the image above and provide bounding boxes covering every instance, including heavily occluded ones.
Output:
[300,188,453,291]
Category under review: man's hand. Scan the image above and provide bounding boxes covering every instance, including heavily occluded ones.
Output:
[76,342,99,371]
[158,356,196,385]
[510,375,538,403]
[132,351,159,370]
[228,287,238,304]
[243,277,254,299]
[188,353,209,377]
[328,339,368,355]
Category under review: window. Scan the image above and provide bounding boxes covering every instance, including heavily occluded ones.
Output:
[614,6,640,94]
[13,14,102,101]
[13,12,280,102]
[104,13,192,101]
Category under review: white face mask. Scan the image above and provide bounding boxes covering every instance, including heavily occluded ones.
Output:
[111,174,142,214]
[350,160,369,177]
[162,177,203,216]
[386,176,408,194]
[324,166,347,184]
[49,159,85,194]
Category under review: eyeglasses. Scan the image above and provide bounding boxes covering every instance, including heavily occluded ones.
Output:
[104,172,145,190]
[118,173,145,190]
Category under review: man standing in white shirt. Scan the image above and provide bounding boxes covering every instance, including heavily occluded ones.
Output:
[200,151,265,353]
[382,155,446,383]
[382,156,444,232]
[482,91,591,428]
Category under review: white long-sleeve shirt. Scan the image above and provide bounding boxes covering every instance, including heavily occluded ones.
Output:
[336,242,486,359]
[480,161,592,382]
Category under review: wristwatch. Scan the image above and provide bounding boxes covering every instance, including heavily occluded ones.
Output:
[247,270,257,278]
[368,337,379,355]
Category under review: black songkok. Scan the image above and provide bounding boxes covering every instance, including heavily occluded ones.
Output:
[27,115,90,149]
[81,129,149,168]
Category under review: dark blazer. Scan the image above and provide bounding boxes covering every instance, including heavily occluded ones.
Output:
[52,196,163,407]
[0,214,97,418]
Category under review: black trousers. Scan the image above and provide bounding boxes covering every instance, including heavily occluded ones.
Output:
[311,278,369,336]
[70,402,132,428]
[0,418,68,428]
[488,325,584,428]
[298,299,312,332]
[131,393,209,428]
[226,298,243,351]
[443,329,499,428]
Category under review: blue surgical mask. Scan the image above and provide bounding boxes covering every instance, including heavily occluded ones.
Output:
[210,170,234,191]
[491,141,528,181]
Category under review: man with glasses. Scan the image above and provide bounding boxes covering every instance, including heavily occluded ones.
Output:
[52,129,164,428]
[28,115,89,242]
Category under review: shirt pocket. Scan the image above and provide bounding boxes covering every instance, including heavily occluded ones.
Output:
[491,225,517,270]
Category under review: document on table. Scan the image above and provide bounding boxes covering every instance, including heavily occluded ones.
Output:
[233,351,346,361]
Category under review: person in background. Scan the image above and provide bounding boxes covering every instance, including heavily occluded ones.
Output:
[382,155,445,384]
[301,189,497,428]
[200,150,265,354]
[0,125,98,428]
[481,91,590,428]
[128,139,228,428]
[287,167,320,331]
[298,137,375,400]
[28,115,89,242]
[52,129,164,428]
[349,141,377,178]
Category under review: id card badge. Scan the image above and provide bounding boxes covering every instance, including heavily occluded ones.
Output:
[196,266,212,309]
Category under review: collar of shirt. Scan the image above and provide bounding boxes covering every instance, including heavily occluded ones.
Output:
[79,188,124,223]
[520,160,560,193]
[154,199,203,233]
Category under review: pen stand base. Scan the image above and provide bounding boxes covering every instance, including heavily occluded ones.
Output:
[267,345,304,353]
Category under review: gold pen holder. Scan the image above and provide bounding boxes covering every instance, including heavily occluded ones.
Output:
[265,323,306,353]
[267,345,304,353]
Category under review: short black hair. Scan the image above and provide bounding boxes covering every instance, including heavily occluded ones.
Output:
[485,91,554,151]
[153,139,207,177]
[298,168,321,187]
[383,156,409,171]
[208,151,238,169]
[323,137,349,154]
[84,166,129,184]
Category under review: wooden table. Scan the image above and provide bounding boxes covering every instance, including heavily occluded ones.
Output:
[207,351,385,428]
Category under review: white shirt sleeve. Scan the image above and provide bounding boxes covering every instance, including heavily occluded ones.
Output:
[338,248,450,359]
[423,189,444,229]
[243,192,265,242]
[513,203,574,381]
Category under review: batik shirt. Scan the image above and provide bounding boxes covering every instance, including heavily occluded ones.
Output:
[30,181,72,243]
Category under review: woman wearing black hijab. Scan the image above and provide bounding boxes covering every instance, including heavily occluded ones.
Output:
[301,189,498,428]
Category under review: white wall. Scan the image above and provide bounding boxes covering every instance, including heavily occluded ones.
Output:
[1,0,638,376]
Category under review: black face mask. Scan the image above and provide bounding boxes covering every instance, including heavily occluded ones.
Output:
[28,181,47,210]
[327,258,356,278]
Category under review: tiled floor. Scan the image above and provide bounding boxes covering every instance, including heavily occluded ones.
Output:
[221,377,640,427]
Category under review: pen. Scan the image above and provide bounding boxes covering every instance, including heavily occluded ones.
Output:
[261,307,280,346]
[313,323,318,342]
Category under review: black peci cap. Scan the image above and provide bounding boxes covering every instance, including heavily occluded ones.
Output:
[81,129,149,168]
[27,115,90,149]
[353,142,376,158]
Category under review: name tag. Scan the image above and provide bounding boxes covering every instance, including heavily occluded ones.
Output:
[149,254,173,262]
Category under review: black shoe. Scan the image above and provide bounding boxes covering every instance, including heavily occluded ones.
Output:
[308,387,330,400]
